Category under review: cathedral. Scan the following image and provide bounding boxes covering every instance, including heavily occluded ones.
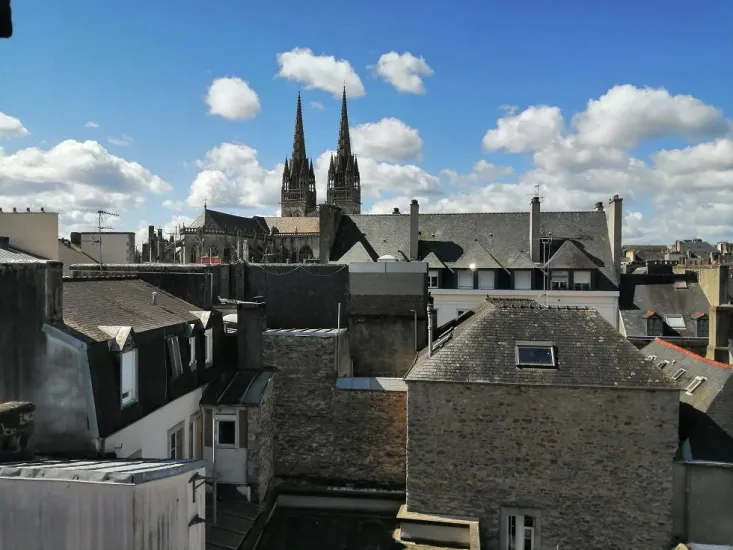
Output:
[281,87,361,216]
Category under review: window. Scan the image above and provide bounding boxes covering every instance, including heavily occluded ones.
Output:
[457,269,474,289]
[477,270,495,290]
[120,350,138,407]
[168,422,184,459]
[686,376,706,395]
[167,337,183,378]
[647,316,663,337]
[696,317,709,338]
[428,270,440,289]
[188,336,197,369]
[550,271,568,290]
[205,328,214,367]
[672,368,686,380]
[664,315,686,329]
[217,418,236,447]
[655,360,669,369]
[573,270,591,290]
[514,270,532,290]
[505,514,537,550]
[515,342,556,368]
[674,280,688,289]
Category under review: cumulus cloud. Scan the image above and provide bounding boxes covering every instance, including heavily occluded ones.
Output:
[0,112,30,138]
[351,118,423,162]
[276,48,365,98]
[440,160,513,186]
[374,51,434,94]
[0,140,171,235]
[482,105,564,153]
[206,77,261,121]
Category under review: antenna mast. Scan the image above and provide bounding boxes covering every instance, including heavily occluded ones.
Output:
[96,209,119,265]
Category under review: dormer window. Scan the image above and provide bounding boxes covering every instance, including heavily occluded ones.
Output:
[428,270,440,289]
[573,270,591,291]
[550,271,568,290]
[121,350,138,407]
[664,315,686,330]
[646,316,663,337]
[457,270,474,289]
[167,337,183,378]
[477,270,495,290]
[515,342,557,368]
[696,316,709,338]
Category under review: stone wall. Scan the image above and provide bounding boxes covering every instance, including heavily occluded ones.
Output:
[348,317,422,377]
[247,378,275,503]
[264,332,406,488]
[406,382,679,549]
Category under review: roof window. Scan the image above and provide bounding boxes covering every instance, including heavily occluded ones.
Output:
[685,376,706,395]
[672,368,686,380]
[665,315,686,329]
[674,280,688,289]
[515,342,557,368]
[655,360,669,369]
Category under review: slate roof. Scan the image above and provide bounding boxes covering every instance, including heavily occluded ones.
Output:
[0,247,37,261]
[623,245,669,262]
[188,209,268,235]
[619,274,710,337]
[642,339,733,413]
[329,211,617,286]
[677,239,717,257]
[548,239,599,269]
[200,369,274,406]
[263,217,320,234]
[405,297,677,389]
[63,277,201,341]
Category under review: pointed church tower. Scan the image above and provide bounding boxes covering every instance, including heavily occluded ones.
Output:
[281,93,317,217]
[327,87,361,214]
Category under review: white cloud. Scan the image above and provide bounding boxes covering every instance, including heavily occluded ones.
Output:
[0,140,171,235]
[310,101,325,110]
[351,118,423,162]
[374,51,434,94]
[0,112,30,138]
[482,105,564,153]
[440,160,513,186]
[84,121,100,129]
[206,77,261,121]
[276,48,365,98]
[162,199,187,211]
[107,135,134,146]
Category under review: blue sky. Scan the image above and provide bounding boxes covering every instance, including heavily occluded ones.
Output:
[1,0,732,245]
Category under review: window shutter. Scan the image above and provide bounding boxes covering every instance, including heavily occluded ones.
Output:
[238,409,248,449]
[203,409,212,447]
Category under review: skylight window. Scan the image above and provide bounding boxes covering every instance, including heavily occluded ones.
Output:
[685,376,706,395]
[674,281,688,289]
[665,315,686,329]
[515,342,556,368]
[672,368,686,380]
[655,360,669,369]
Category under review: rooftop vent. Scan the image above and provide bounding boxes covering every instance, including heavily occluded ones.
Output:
[685,376,706,395]
[151,291,158,305]
[672,368,686,380]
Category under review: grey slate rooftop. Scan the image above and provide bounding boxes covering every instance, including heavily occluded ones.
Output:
[0,458,203,484]
[642,338,733,413]
[62,277,202,341]
[406,297,678,389]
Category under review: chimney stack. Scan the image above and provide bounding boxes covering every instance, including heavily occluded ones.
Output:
[393,207,400,215]
[237,300,267,370]
[529,196,541,263]
[70,232,81,246]
[0,236,9,250]
[409,199,419,261]
[12,207,17,213]
[606,194,623,273]
[26,207,30,212]
[595,201,604,212]
[40,207,45,213]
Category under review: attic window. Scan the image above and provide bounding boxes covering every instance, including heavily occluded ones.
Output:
[515,342,556,368]
[646,316,663,337]
[696,317,709,338]
[664,315,686,329]
[672,368,686,380]
[685,376,706,395]
[674,281,688,289]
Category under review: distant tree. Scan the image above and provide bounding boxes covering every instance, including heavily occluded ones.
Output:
[0,0,11,39]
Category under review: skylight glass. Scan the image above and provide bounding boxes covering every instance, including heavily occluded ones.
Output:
[516,343,556,368]
[686,376,706,395]
[665,315,686,329]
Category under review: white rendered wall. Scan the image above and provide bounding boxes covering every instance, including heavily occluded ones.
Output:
[104,387,204,459]
[77,232,135,263]
[0,211,59,260]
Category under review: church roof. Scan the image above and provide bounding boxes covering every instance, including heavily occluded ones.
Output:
[264,217,320,234]
[188,209,268,235]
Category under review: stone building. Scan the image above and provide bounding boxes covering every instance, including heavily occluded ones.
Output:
[326,88,361,214]
[281,92,317,217]
[404,297,680,549]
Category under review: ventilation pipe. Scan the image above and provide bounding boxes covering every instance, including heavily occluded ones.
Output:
[151,291,158,305]
[529,196,541,263]
[409,199,419,261]
[427,301,433,357]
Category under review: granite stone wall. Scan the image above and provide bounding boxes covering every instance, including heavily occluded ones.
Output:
[247,378,275,503]
[406,382,679,550]
[264,332,406,488]
[348,317,422,377]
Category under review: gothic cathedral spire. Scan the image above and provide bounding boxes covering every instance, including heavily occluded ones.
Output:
[281,92,317,217]
[327,86,361,214]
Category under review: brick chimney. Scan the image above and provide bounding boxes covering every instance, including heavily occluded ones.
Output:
[606,195,623,273]
[529,196,541,263]
[409,199,419,261]
[237,299,267,370]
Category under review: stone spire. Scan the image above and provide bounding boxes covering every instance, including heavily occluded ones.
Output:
[336,86,352,159]
[281,93,317,217]
[291,92,307,162]
[327,87,361,214]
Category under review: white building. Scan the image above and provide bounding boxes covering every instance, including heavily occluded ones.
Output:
[70,231,136,264]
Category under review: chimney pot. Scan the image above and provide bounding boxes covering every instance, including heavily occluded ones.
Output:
[595,202,604,212]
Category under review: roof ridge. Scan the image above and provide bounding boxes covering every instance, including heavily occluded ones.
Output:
[63,275,138,281]
[353,210,603,217]
[653,338,733,371]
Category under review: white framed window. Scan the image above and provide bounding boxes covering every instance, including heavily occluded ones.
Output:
[515,342,556,368]
[188,336,197,369]
[457,269,474,289]
[167,337,183,378]
[550,271,568,290]
[477,270,495,290]
[168,421,184,459]
[504,513,537,550]
[217,415,237,447]
[189,413,202,459]
[514,270,532,290]
[664,314,686,329]
[573,270,591,290]
[121,350,138,407]
[205,328,214,367]
[428,270,440,289]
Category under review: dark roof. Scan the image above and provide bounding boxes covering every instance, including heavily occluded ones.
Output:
[619,274,710,337]
[680,407,733,463]
[189,209,268,235]
[677,239,717,257]
[642,339,733,413]
[200,369,274,406]
[63,277,201,341]
[623,245,669,262]
[406,298,677,389]
[329,210,617,286]
[548,240,599,269]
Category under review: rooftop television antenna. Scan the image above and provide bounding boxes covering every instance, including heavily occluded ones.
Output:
[96,209,119,265]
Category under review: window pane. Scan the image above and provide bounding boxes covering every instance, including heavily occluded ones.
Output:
[478,270,495,290]
[573,270,591,290]
[517,346,555,366]
[514,271,531,290]
[665,315,686,329]
[218,420,236,445]
[121,351,137,405]
[189,336,196,368]
[551,271,568,290]
[457,270,473,289]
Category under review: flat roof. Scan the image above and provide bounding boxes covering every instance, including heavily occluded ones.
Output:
[0,458,204,484]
